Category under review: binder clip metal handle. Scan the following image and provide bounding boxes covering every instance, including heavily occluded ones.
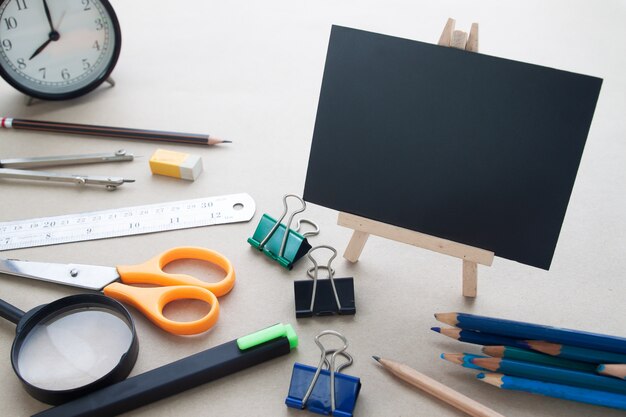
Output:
[307,246,341,312]
[259,194,306,258]
[295,218,320,238]
[302,330,350,413]
[294,245,356,317]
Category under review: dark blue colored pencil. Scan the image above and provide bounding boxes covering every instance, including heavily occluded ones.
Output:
[436,312,626,355]
[431,327,529,349]
[478,372,626,411]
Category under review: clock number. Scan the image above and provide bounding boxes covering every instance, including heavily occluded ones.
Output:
[4,17,17,30]
[82,58,91,70]
[15,0,28,11]
[81,0,91,10]
[17,58,26,69]
[95,18,104,30]
[61,68,70,80]
[1,39,12,51]
[92,40,100,50]
[38,67,46,79]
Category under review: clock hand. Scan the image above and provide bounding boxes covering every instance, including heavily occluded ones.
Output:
[42,0,55,32]
[54,10,67,31]
[29,30,60,60]
[29,39,51,60]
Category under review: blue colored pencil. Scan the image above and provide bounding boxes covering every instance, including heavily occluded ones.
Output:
[472,357,626,395]
[526,340,626,364]
[435,312,626,355]
[440,353,488,371]
[431,327,529,349]
[598,365,626,380]
[478,372,626,411]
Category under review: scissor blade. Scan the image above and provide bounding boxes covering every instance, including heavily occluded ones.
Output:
[0,259,120,290]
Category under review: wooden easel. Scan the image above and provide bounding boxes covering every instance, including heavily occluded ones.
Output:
[337,19,495,298]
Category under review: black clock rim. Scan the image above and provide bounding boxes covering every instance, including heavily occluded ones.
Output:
[0,0,122,101]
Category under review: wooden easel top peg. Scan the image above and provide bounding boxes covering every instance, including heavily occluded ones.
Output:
[438,18,479,52]
[337,19,493,298]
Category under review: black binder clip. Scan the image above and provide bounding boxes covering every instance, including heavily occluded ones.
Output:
[294,246,356,318]
[285,330,361,417]
[248,194,320,270]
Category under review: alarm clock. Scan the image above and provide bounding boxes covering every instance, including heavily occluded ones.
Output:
[0,0,121,100]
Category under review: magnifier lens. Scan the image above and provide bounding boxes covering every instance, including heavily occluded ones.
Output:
[16,307,134,391]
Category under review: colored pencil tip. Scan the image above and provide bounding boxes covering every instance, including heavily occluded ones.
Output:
[476,373,485,379]
[431,327,441,333]
[597,364,606,372]
[440,353,445,359]
[372,356,381,362]
[222,140,233,143]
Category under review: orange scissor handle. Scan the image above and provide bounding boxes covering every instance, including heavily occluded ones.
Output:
[103,282,220,335]
[115,247,235,297]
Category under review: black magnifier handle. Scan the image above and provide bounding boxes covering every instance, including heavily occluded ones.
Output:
[0,298,25,324]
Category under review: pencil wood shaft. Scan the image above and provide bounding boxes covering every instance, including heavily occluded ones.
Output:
[1,117,227,146]
[375,357,504,417]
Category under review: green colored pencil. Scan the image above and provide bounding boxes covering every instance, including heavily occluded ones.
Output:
[526,340,626,364]
[472,357,626,395]
[482,346,596,372]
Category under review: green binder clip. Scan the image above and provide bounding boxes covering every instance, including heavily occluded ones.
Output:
[248,194,319,269]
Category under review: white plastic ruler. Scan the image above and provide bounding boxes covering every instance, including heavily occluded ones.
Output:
[0,193,255,251]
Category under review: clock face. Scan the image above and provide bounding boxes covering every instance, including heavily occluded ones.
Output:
[0,0,120,99]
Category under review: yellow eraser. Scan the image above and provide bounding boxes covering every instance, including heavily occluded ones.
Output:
[149,149,203,181]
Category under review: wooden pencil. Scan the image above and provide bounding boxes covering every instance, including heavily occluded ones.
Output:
[598,364,626,380]
[372,356,505,417]
[0,116,231,146]
[526,340,626,364]
[435,312,626,355]
[471,357,626,395]
[478,372,626,411]
[482,346,597,372]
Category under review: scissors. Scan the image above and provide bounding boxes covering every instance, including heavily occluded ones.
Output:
[0,247,235,335]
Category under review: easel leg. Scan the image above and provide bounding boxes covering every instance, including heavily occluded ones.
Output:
[462,260,478,297]
[343,230,370,262]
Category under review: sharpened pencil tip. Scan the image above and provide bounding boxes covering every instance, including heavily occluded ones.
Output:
[222,140,233,143]
[597,364,606,372]
[430,327,441,333]
[477,373,485,379]
[372,356,381,362]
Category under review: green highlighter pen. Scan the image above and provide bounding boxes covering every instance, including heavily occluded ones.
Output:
[34,323,298,417]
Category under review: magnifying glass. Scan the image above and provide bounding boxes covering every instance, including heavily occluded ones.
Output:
[0,293,138,405]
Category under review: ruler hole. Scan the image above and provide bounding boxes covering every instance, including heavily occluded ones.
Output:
[233,203,244,211]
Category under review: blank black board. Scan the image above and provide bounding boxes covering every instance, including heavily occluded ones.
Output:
[303,25,602,270]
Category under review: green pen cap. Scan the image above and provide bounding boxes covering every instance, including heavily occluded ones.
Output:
[237,323,298,350]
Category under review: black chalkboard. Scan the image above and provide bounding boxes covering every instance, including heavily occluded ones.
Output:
[303,26,602,270]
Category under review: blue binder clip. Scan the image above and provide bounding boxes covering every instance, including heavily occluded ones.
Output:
[286,330,361,417]
[248,194,319,269]
[294,246,356,318]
